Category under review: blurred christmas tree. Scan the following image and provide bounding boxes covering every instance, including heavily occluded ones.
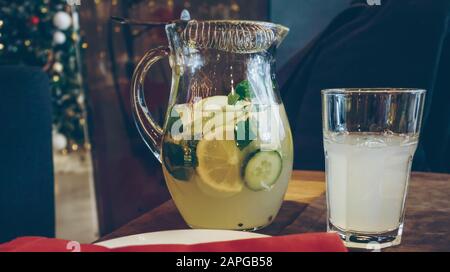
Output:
[0,0,87,153]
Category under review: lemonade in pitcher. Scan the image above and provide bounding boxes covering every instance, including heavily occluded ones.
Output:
[161,84,293,230]
[130,18,292,230]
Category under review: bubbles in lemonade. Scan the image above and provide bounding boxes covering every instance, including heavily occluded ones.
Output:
[324,132,418,233]
[161,95,293,230]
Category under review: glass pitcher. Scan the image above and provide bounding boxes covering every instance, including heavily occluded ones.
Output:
[131,19,293,230]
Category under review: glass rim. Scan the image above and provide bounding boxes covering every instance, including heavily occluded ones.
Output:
[321,88,426,95]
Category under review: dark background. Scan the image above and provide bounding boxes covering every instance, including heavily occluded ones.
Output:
[271,0,352,67]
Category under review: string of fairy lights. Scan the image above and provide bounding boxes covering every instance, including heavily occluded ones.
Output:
[0,0,89,154]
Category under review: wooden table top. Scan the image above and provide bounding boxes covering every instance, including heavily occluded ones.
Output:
[99,171,450,252]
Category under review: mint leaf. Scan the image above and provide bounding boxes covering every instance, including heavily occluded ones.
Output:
[168,167,193,181]
[227,80,254,105]
[228,93,240,105]
[235,119,256,150]
[163,141,197,181]
[166,108,183,135]
[236,80,253,100]
[185,140,199,168]
[163,142,185,167]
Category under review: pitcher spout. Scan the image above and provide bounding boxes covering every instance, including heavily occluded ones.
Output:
[272,23,289,48]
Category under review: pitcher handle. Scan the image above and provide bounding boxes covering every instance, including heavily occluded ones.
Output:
[131,46,170,162]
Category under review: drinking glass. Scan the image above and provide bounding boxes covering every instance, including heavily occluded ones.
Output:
[322,88,426,249]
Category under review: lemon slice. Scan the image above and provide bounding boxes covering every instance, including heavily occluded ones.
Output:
[194,95,228,112]
[180,96,226,137]
[196,127,244,197]
[188,96,249,136]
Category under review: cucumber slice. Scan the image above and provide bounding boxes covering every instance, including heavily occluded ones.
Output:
[163,141,197,181]
[244,151,282,191]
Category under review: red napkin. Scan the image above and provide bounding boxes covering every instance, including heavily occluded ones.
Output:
[0,233,347,252]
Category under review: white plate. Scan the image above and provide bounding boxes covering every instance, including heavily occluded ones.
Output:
[96,229,270,249]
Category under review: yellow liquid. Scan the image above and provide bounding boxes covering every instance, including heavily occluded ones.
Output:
[162,103,293,230]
